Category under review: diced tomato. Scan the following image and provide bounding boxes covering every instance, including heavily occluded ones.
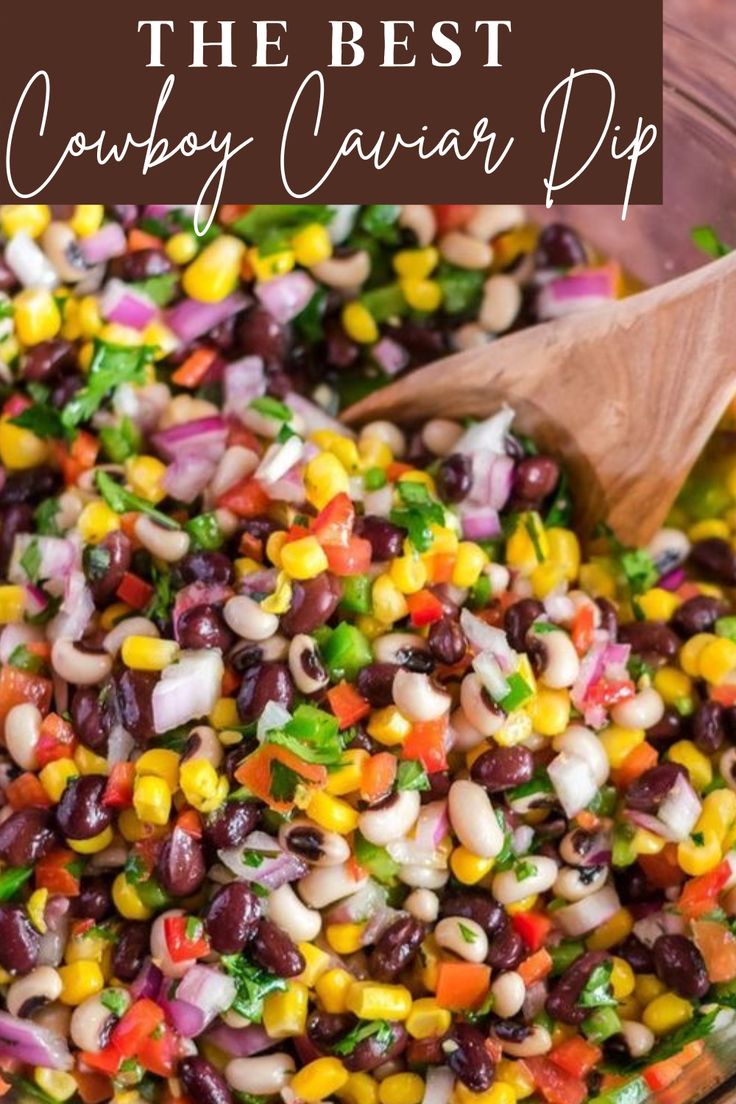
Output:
[639,844,684,889]
[517,948,553,986]
[171,348,218,389]
[386,461,413,482]
[586,678,636,707]
[550,1037,602,1079]
[615,741,658,788]
[128,229,163,251]
[3,394,30,417]
[522,1057,587,1104]
[0,666,52,733]
[435,962,490,1010]
[711,685,736,707]
[323,536,373,577]
[116,572,155,611]
[428,553,456,584]
[36,713,76,768]
[401,717,448,773]
[678,859,731,918]
[406,589,445,627]
[513,910,553,952]
[176,809,203,838]
[103,763,135,808]
[571,605,595,655]
[79,1046,121,1076]
[642,1044,706,1093]
[217,476,271,517]
[162,916,210,964]
[327,682,371,729]
[235,745,327,813]
[36,848,82,896]
[136,1026,177,1077]
[6,772,51,810]
[692,919,736,981]
[360,752,398,803]
[111,999,165,1058]
[219,204,252,224]
[226,421,262,455]
[313,492,354,547]
[57,430,99,486]
[432,204,477,233]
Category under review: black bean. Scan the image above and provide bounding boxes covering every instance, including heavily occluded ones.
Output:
[156,827,206,897]
[513,456,560,506]
[422,771,450,804]
[204,801,261,851]
[504,599,545,652]
[55,775,112,840]
[179,1056,233,1104]
[437,454,473,504]
[237,662,295,724]
[114,668,157,744]
[385,319,448,368]
[535,224,587,270]
[355,516,405,562]
[625,763,685,812]
[617,621,680,662]
[205,882,261,954]
[486,917,525,971]
[0,504,32,575]
[21,339,75,383]
[280,574,342,637]
[613,865,663,908]
[52,374,82,409]
[112,922,151,982]
[237,306,288,366]
[471,746,534,792]
[177,604,234,651]
[307,1010,354,1051]
[0,465,58,507]
[546,950,608,1024]
[428,617,466,665]
[440,892,505,936]
[368,916,425,982]
[646,707,686,748]
[250,919,305,977]
[344,1023,408,1073]
[690,539,736,585]
[356,663,400,708]
[75,878,113,921]
[177,551,234,587]
[446,1023,495,1093]
[0,906,40,974]
[692,701,726,754]
[0,808,56,867]
[492,1020,530,1043]
[85,531,131,604]
[109,249,174,282]
[653,934,709,998]
[71,684,114,754]
[616,935,654,973]
[671,595,727,638]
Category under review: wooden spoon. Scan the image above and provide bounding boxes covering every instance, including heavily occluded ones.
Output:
[343,250,736,546]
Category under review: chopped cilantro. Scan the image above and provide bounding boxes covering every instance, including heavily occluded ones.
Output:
[185,916,204,940]
[396,761,430,792]
[145,566,173,623]
[578,961,616,1008]
[524,515,546,563]
[19,538,42,583]
[61,340,156,429]
[101,989,129,1016]
[34,498,61,536]
[269,759,302,804]
[266,705,343,767]
[221,953,287,1022]
[390,482,445,553]
[691,225,731,259]
[100,416,141,463]
[436,262,484,315]
[186,513,224,550]
[7,645,43,673]
[359,205,401,242]
[515,860,538,882]
[243,851,266,868]
[10,403,65,439]
[691,831,705,847]
[620,549,658,596]
[96,470,180,530]
[0,866,33,901]
[129,272,180,306]
[332,1019,394,1057]
[231,205,333,246]
[249,396,292,421]
[293,288,327,344]
[627,654,654,683]
[458,922,479,944]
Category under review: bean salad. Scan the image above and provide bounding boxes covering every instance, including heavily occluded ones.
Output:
[0,202,732,1104]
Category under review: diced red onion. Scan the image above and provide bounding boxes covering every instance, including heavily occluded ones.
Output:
[107,723,134,767]
[100,279,159,330]
[372,337,409,377]
[548,752,598,818]
[164,455,217,504]
[363,484,393,518]
[159,984,205,1038]
[152,417,228,463]
[264,467,307,506]
[454,406,515,458]
[130,960,164,1001]
[173,581,233,644]
[205,1023,275,1057]
[0,622,43,664]
[6,232,59,290]
[115,380,170,431]
[257,702,292,743]
[0,1011,72,1070]
[459,506,501,540]
[10,535,76,588]
[218,834,308,889]
[461,609,516,672]
[240,569,278,599]
[657,774,702,842]
[659,567,687,592]
[361,907,406,946]
[143,204,197,221]
[522,980,548,1021]
[536,265,619,321]
[473,651,510,701]
[255,436,304,486]
[47,571,94,644]
[79,223,127,265]
[422,1066,455,1104]
[327,880,385,924]
[175,966,236,1034]
[152,649,224,733]
[255,272,315,324]
[284,391,352,437]
[165,292,249,344]
[555,884,620,936]
[224,357,266,417]
[415,801,450,850]
[633,911,686,949]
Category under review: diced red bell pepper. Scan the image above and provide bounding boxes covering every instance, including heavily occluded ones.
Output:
[401,717,448,773]
[406,589,445,627]
[137,1025,177,1076]
[116,572,155,611]
[36,713,76,768]
[6,772,51,810]
[323,536,373,577]
[638,843,684,889]
[163,916,210,964]
[103,763,135,808]
[512,910,553,952]
[432,204,477,233]
[360,752,398,804]
[571,604,595,655]
[327,682,371,729]
[36,848,82,896]
[550,1037,602,1079]
[522,1057,587,1104]
[517,948,553,986]
[313,492,355,547]
[586,678,636,708]
[111,999,164,1058]
[79,1046,121,1076]
[217,476,271,517]
[234,744,327,813]
[692,919,736,982]
[678,859,732,919]
[0,667,52,733]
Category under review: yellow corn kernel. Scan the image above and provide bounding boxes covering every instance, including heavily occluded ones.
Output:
[298,942,332,987]
[700,789,736,842]
[545,527,581,579]
[587,907,634,951]
[610,957,635,1000]
[305,452,351,510]
[494,709,534,748]
[347,982,412,1021]
[632,828,666,856]
[34,1069,77,1102]
[307,790,359,835]
[135,748,181,791]
[68,827,114,854]
[531,562,568,599]
[69,205,104,237]
[371,574,409,625]
[367,706,412,747]
[291,1058,349,1103]
[112,873,153,921]
[677,828,722,876]
[496,1061,535,1100]
[142,320,178,360]
[699,637,736,684]
[507,895,538,915]
[121,636,179,672]
[358,438,393,471]
[667,740,712,791]
[179,758,228,813]
[99,603,131,632]
[280,536,329,581]
[262,980,308,1038]
[39,758,79,803]
[133,775,172,827]
[117,808,166,843]
[77,501,120,544]
[1,204,51,238]
[643,992,693,1037]
[234,556,262,581]
[125,455,167,504]
[634,973,666,1006]
[0,584,26,624]
[454,1084,516,1104]
[527,687,570,737]
[64,928,109,964]
[379,1073,424,1104]
[427,526,459,556]
[654,666,693,706]
[248,246,295,282]
[400,277,442,313]
[637,588,680,622]
[393,247,439,280]
[579,562,617,599]
[27,889,48,934]
[0,421,48,470]
[618,996,642,1021]
[390,555,427,595]
[209,697,240,731]
[679,632,716,677]
[75,295,102,340]
[261,572,293,616]
[689,518,731,542]
[342,302,379,344]
[452,542,489,588]
[14,289,62,346]
[406,998,452,1040]
[598,725,645,769]
[292,223,333,267]
[450,847,495,886]
[316,968,353,1013]
[337,1072,379,1104]
[355,614,387,641]
[310,431,360,475]
[183,235,246,303]
[326,923,366,955]
[166,231,199,265]
[506,513,549,572]
[58,961,104,1006]
[326,749,368,796]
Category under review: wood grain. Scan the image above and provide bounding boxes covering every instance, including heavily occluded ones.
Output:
[343,251,736,546]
